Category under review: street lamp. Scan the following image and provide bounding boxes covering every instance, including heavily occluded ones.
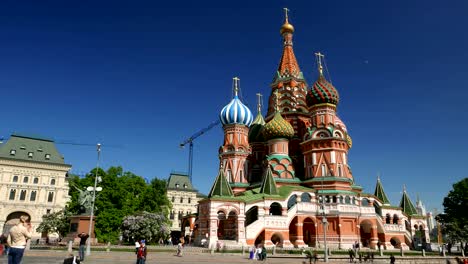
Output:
[86,143,102,256]
[320,199,329,262]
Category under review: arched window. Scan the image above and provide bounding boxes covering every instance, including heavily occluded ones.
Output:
[48,192,54,202]
[227,169,232,182]
[345,196,351,204]
[269,202,282,216]
[245,206,258,226]
[50,179,56,185]
[23,177,29,183]
[361,198,370,206]
[33,177,39,184]
[188,197,191,204]
[180,197,183,203]
[171,196,175,202]
[339,196,344,203]
[301,193,311,202]
[338,165,343,177]
[30,191,37,201]
[170,211,174,220]
[386,214,391,224]
[287,195,297,210]
[321,165,327,176]
[9,189,16,200]
[20,190,27,201]
[217,211,226,220]
[393,214,399,224]
[12,176,18,182]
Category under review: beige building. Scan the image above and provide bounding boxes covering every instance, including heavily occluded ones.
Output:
[0,133,71,239]
[166,172,204,238]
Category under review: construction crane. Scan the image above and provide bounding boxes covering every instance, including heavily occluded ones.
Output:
[180,120,221,182]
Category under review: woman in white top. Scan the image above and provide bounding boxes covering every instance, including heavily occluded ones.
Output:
[7,215,32,264]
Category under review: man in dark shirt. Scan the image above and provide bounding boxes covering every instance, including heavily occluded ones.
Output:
[77,232,89,261]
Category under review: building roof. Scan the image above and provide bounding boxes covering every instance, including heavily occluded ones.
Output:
[399,189,418,216]
[260,166,278,195]
[0,133,68,165]
[374,177,391,205]
[208,168,233,198]
[167,172,197,191]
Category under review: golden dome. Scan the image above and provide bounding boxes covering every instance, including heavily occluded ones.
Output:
[280,22,294,35]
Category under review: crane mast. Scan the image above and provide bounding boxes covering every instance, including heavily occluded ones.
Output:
[179,120,221,182]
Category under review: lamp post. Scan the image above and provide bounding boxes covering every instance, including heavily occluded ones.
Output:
[321,203,329,263]
[86,143,102,256]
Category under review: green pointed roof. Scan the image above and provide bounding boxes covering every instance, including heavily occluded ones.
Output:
[374,177,391,205]
[208,168,233,198]
[260,166,278,195]
[248,112,266,143]
[399,188,418,216]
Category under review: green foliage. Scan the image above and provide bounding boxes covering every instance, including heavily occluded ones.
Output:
[67,166,171,243]
[36,209,71,239]
[437,178,468,243]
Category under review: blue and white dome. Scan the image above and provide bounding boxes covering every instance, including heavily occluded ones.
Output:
[220,95,253,126]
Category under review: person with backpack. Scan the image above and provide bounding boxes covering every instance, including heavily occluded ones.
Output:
[136,240,147,264]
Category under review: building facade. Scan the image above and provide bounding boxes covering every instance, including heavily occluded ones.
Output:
[196,11,430,250]
[0,134,71,239]
[166,172,204,240]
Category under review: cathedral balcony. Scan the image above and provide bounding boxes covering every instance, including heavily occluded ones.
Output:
[384,223,405,232]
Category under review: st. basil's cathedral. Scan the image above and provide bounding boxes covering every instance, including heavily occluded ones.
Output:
[195,10,431,250]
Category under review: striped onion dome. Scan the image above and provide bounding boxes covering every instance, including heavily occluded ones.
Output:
[220,95,253,126]
[262,111,294,140]
[306,75,340,107]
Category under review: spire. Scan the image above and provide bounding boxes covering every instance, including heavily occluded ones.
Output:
[374,175,391,205]
[208,167,233,198]
[260,165,278,195]
[276,9,301,77]
[233,77,240,97]
[315,52,325,76]
[399,186,418,216]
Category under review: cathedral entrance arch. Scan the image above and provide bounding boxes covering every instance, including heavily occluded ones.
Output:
[288,216,298,245]
[359,220,372,247]
[3,211,31,234]
[254,230,265,246]
[271,232,284,247]
[303,217,316,247]
[217,211,237,240]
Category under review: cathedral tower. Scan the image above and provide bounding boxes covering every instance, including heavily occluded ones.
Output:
[301,53,353,191]
[219,77,253,193]
[266,9,309,178]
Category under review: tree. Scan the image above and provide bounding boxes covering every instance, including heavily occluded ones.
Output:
[67,166,171,243]
[121,211,171,244]
[36,209,71,240]
[437,178,468,246]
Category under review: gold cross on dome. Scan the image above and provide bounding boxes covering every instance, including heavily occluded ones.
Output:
[283,8,290,22]
[256,93,263,113]
[315,52,325,75]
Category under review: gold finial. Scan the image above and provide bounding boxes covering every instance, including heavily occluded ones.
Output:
[256,93,263,113]
[315,52,325,75]
[233,77,240,97]
[280,8,294,35]
[274,89,280,112]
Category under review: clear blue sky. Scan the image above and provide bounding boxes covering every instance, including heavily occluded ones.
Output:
[1,0,467,212]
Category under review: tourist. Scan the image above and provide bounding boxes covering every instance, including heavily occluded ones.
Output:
[260,244,267,261]
[390,254,395,264]
[135,240,140,253]
[6,215,32,264]
[348,248,355,263]
[77,232,89,262]
[256,244,262,260]
[176,237,184,257]
[136,240,147,264]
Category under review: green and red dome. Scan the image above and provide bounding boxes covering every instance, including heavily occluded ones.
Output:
[306,75,339,107]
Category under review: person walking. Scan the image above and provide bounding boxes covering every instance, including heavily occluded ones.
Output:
[77,232,89,262]
[176,237,184,257]
[390,254,395,264]
[136,240,147,264]
[6,215,32,264]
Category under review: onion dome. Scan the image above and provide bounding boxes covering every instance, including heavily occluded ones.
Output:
[306,75,340,106]
[249,113,265,143]
[262,111,294,140]
[220,77,253,126]
[280,8,294,35]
